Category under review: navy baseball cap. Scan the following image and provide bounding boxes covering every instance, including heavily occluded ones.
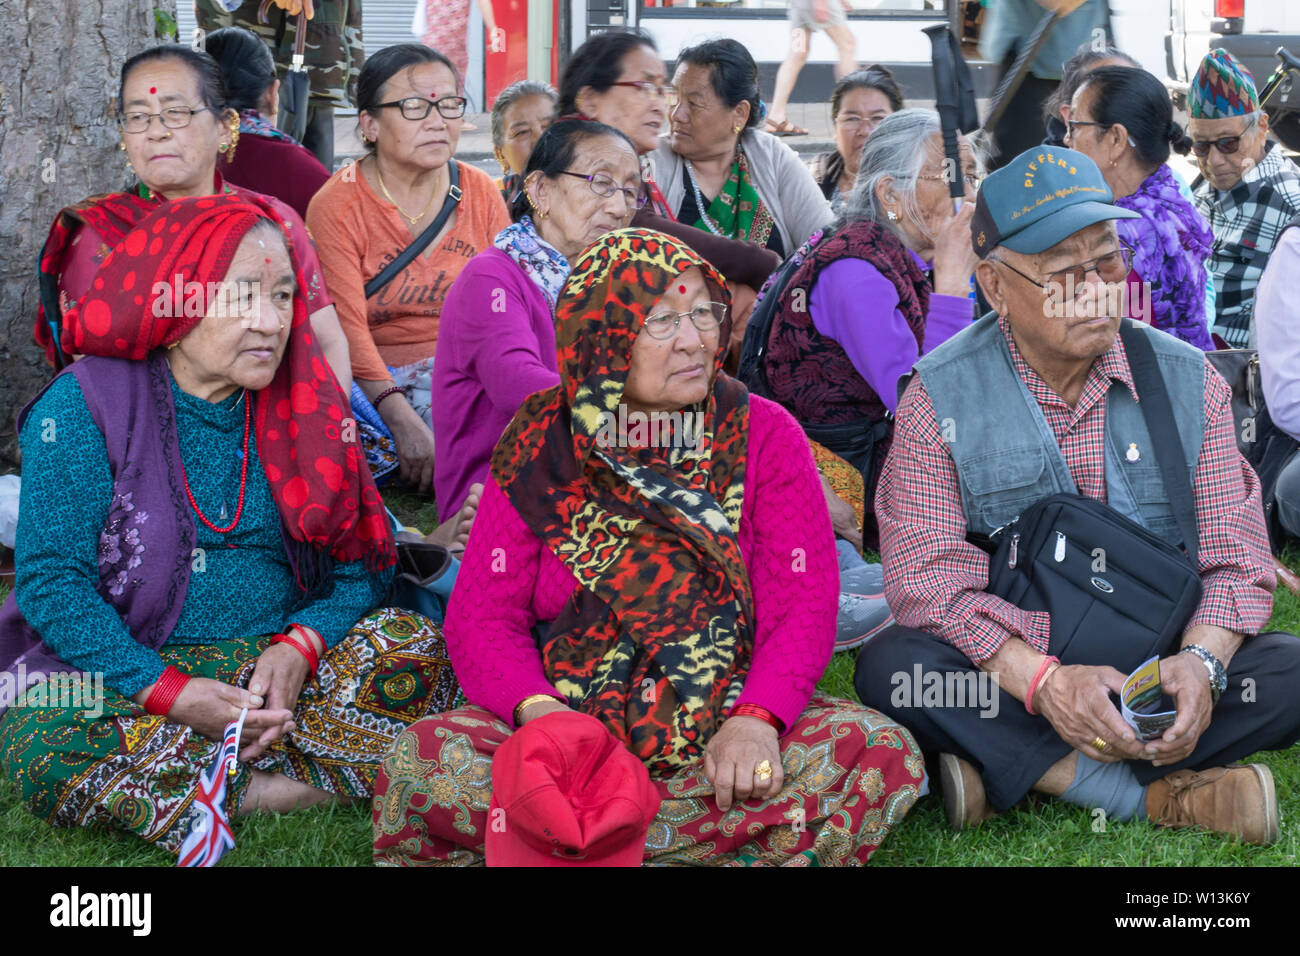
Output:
[970,146,1139,259]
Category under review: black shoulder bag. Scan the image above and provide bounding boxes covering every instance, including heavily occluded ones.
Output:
[364,159,462,299]
[981,322,1203,672]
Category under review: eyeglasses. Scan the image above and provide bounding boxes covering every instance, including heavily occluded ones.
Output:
[834,115,888,132]
[374,95,468,121]
[118,105,216,134]
[1065,120,1112,141]
[642,302,726,340]
[610,80,674,100]
[916,170,983,190]
[557,171,648,209]
[1190,114,1258,157]
[990,245,1133,293]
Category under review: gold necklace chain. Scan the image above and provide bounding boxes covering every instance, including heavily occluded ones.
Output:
[375,163,440,225]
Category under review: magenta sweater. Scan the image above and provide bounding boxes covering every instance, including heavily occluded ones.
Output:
[432,248,561,513]
[443,394,837,734]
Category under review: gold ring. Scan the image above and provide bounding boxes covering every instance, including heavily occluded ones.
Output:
[755,759,773,781]
[1091,736,1108,752]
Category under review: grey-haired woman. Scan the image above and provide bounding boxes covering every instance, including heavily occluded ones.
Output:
[490,79,558,205]
[751,109,980,539]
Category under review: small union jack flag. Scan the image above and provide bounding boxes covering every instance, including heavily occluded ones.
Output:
[177,707,248,868]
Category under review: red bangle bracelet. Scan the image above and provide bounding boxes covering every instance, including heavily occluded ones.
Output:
[1025,655,1061,716]
[373,385,403,409]
[730,703,783,734]
[272,632,319,676]
[145,666,191,716]
[287,622,325,658]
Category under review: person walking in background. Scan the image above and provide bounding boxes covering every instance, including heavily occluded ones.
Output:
[195,0,364,170]
[980,0,1106,170]
[414,0,501,88]
[764,0,857,137]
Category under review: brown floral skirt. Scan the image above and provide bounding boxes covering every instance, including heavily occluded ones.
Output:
[372,695,926,866]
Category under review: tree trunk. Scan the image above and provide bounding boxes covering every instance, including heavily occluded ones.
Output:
[0,0,174,466]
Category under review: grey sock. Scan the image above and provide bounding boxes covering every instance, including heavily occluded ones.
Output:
[1059,753,1148,822]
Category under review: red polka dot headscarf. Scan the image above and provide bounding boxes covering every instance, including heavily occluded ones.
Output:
[64,193,396,573]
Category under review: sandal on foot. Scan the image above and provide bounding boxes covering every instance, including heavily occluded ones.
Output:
[763,117,808,137]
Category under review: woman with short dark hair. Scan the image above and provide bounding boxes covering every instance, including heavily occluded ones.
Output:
[1066,66,1214,349]
[307,43,510,491]
[653,38,832,259]
[204,26,331,218]
[808,66,905,214]
[433,119,642,516]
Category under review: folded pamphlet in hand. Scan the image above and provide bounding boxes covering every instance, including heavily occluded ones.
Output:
[1121,656,1178,741]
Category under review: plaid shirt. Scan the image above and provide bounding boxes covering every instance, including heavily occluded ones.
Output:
[877,317,1275,664]
[1194,141,1300,347]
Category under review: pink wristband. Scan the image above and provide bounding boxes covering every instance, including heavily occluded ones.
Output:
[1025,655,1061,716]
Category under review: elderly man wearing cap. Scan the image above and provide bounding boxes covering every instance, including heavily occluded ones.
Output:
[853,145,1300,845]
[1188,49,1300,348]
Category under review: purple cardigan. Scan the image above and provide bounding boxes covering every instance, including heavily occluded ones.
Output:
[432,248,561,513]
[809,252,972,415]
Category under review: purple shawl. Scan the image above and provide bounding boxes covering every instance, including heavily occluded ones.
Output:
[0,355,195,711]
[1115,164,1215,351]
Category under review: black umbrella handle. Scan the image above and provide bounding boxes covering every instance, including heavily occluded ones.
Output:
[924,24,970,200]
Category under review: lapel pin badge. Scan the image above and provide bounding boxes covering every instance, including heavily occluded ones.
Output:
[1126,442,1141,463]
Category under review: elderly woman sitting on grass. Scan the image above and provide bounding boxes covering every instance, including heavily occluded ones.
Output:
[0,194,458,860]
[373,229,926,866]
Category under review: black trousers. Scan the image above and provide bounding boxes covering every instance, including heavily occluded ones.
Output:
[987,57,1058,172]
[854,625,1300,811]
[278,102,335,171]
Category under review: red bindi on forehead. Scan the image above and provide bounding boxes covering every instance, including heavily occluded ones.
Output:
[679,284,686,294]
[149,87,156,94]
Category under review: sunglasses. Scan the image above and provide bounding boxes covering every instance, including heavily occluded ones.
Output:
[1190,114,1258,158]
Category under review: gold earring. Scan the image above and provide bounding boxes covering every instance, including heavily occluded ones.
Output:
[733,124,742,134]
[224,117,240,162]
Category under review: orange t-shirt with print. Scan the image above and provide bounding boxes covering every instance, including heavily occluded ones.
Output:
[307,159,510,381]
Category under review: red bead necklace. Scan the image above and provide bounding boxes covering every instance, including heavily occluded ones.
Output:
[183,391,251,534]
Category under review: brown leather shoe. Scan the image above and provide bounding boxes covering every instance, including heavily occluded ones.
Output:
[1272,555,1300,597]
[1145,764,1279,845]
[939,753,997,832]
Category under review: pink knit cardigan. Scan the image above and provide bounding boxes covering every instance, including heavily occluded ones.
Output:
[442,394,837,733]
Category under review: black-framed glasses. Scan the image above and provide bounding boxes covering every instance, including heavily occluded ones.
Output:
[118,105,216,134]
[1190,113,1259,157]
[1065,120,1112,141]
[642,302,726,340]
[990,245,1133,293]
[609,80,674,100]
[374,95,468,121]
[557,170,647,209]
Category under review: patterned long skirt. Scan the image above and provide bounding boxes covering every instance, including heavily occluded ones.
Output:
[372,695,926,866]
[0,608,457,855]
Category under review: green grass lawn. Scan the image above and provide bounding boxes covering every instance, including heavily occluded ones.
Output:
[2,506,1297,867]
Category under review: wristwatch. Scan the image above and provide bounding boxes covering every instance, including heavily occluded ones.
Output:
[1179,644,1227,704]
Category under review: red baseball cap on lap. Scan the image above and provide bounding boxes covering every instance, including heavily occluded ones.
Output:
[485,710,661,867]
